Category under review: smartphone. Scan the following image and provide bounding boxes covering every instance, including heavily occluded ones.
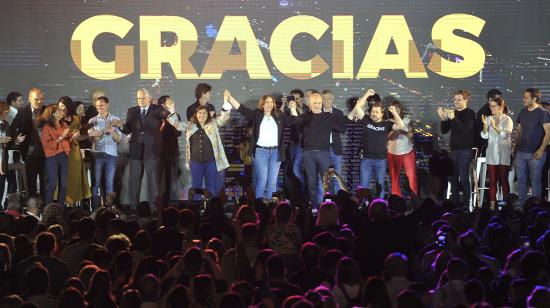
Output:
[311,207,318,216]
[358,199,369,210]
[520,236,531,249]
[436,234,446,249]
[190,239,201,247]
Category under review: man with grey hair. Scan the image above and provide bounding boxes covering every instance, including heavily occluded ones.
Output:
[114,88,174,213]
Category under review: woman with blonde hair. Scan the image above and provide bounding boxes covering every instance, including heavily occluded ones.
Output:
[225,91,296,200]
[313,201,341,237]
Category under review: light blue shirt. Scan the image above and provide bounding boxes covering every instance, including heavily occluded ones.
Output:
[88,113,121,157]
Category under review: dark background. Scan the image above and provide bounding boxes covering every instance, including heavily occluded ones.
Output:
[0,0,549,195]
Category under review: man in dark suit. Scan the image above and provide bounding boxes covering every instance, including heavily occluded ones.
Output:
[320,89,346,198]
[116,88,172,212]
[9,88,46,198]
[321,90,345,174]
[158,95,182,203]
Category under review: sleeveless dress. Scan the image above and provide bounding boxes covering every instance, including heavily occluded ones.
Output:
[63,116,92,205]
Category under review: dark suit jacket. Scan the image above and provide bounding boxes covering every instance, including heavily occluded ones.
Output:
[237,105,295,162]
[0,121,10,174]
[120,104,170,160]
[8,104,45,158]
[161,115,182,158]
[328,107,345,155]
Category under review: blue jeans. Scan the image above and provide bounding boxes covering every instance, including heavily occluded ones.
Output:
[449,149,473,206]
[45,153,68,205]
[254,147,281,199]
[190,160,217,197]
[92,152,117,209]
[290,143,305,186]
[325,147,343,197]
[303,150,331,206]
[360,158,387,198]
[330,147,343,175]
[515,151,547,205]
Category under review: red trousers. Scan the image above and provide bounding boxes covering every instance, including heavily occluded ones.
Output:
[388,150,418,197]
[487,164,510,201]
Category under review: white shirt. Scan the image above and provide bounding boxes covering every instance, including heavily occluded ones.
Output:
[6,106,17,126]
[88,113,121,157]
[140,105,150,116]
[256,115,278,147]
[387,116,414,155]
[480,114,513,165]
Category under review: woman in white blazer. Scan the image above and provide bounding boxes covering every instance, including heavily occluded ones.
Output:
[480,97,513,209]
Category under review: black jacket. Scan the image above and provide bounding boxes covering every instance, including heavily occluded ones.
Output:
[120,104,171,160]
[327,107,345,155]
[8,104,46,158]
[0,121,10,174]
[236,105,295,162]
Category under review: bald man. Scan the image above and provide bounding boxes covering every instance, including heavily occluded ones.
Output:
[289,92,348,206]
[9,88,46,197]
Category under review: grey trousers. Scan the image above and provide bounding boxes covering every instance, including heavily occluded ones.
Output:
[128,158,159,210]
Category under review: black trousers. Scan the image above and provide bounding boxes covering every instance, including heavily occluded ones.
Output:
[159,156,180,203]
[302,149,331,206]
[26,154,46,199]
[128,158,159,210]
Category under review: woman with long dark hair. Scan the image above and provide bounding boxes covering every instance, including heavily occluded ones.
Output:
[86,269,117,308]
[58,96,91,206]
[387,100,417,197]
[333,257,364,307]
[225,91,296,200]
[481,97,513,209]
[39,104,71,205]
[164,94,231,197]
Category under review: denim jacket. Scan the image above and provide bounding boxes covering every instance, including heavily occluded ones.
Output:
[167,110,230,171]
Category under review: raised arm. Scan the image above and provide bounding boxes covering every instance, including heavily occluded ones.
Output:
[213,89,234,127]
[348,89,374,121]
[214,110,231,127]
[389,105,405,130]
[227,92,255,120]
[163,99,186,132]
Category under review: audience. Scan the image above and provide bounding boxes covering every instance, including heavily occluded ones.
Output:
[0,182,549,308]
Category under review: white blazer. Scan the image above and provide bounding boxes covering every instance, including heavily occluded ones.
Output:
[480,114,513,165]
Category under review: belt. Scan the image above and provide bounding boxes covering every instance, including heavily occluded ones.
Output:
[257,145,278,149]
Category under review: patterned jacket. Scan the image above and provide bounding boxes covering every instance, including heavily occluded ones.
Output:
[167,110,230,171]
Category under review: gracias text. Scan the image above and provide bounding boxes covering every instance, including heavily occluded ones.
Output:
[70,14,486,80]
